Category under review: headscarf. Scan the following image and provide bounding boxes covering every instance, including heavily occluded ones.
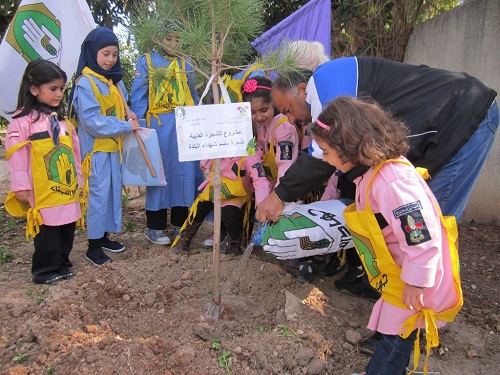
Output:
[69,27,122,106]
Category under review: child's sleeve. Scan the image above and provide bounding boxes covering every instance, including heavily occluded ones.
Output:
[274,119,300,183]
[75,77,133,138]
[245,153,271,205]
[371,171,441,288]
[130,55,149,120]
[68,121,83,187]
[5,117,31,192]
[321,173,340,201]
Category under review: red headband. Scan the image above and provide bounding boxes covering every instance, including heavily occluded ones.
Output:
[242,79,272,93]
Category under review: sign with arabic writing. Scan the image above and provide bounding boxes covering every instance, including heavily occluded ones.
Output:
[174,102,253,162]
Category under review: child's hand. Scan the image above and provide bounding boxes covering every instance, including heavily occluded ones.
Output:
[14,190,30,203]
[129,119,142,131]
[201,166,210,179]
[402,283,424,310]
[127,112,138,121]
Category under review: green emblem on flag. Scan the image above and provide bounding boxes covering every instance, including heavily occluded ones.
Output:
[6,3,61,63]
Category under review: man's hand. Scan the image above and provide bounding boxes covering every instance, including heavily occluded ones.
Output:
[255,192,285,223]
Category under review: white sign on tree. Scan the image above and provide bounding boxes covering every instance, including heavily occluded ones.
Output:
[175,78,253,162]
[175,102,253,161]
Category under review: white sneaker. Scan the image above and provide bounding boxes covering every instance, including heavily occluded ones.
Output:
[203,235,214,247]
[145,229,171,246]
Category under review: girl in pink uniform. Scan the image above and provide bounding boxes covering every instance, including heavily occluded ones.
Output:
[5,60,83,285]
[309,96,462,375]
[241,76,300,188]
[171,152,271,255]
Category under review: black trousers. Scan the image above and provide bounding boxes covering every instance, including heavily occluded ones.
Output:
[32,222,76,279]
[146,206,189,230]
[193,201,242,240]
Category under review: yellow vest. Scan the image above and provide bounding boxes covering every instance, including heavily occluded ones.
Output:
[343,159,463,374]
[171,159,251,248]
[79,68,126,226]
[220,65,262,103]
[5,122,80,238]
[198,158,249,205]
[144,54,195,126]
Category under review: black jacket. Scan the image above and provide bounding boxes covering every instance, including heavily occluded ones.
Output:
[275,57,496,202]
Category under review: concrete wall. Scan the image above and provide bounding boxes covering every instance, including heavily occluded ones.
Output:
[404,0,500,224]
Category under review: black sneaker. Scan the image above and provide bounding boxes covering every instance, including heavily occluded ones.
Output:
[359,332,383,354]
[85,246,112,265]
[334,265,364,288]
[322,251,347,277]
[33,273,64,285]
[101,236,125,253]
[59,266,75,280]
[298,260,315,283]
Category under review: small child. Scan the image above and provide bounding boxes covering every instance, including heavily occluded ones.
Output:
[241,76,300,189]
[69,27,142,265]
[309,96,463,375]
[171,152,271,255]
[5,59,83,285]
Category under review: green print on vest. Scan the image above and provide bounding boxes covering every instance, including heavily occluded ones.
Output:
[45,146,76,186]
[105,105,117,117]
[209,183,237,201]
[351,230,381,278]
[154,68,181,106]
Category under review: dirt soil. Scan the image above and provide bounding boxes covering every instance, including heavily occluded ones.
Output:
[0,202,499,375]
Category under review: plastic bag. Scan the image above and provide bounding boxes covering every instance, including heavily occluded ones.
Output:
[121,128,166,186]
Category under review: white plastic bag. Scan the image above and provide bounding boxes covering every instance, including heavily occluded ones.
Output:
[121,128,166,186]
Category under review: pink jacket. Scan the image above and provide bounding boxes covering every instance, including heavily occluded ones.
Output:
[321,173,340,201]
[6,112,83,226]
[354,157,460,334]
[256,114,299,187]
[199,150,270,208]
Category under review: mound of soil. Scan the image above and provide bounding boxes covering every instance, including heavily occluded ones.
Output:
[0,205,499,375]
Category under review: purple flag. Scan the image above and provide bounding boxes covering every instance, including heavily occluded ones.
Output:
[251,0,331,56]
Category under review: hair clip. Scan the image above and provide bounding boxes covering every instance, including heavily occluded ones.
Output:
[243,79,271,93]
[316,119,330,130]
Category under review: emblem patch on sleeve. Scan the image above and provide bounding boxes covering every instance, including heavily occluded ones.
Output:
[278,141,293,160]
[252,162,266,178]
[393,201,431,246]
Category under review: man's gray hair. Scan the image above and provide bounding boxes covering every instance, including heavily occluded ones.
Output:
[272,69,313,93]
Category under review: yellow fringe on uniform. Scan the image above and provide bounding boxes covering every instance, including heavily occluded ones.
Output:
[25,208,43,239]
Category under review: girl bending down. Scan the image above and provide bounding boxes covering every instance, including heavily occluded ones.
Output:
[309,96,463,375]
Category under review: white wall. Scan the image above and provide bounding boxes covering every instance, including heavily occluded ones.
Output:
[404,0,500,223]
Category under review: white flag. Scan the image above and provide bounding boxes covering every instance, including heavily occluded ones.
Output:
[0,0,96,121]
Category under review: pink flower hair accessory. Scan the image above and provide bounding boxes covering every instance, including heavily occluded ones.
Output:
[243,79,272,93]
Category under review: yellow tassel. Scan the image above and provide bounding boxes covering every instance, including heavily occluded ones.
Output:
[25,208,43,239]
[400,308,440,375]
